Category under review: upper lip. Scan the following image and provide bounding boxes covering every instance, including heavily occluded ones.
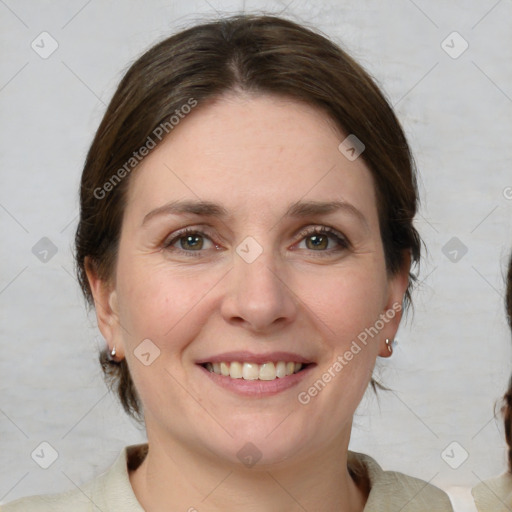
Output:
[196,351,314,365]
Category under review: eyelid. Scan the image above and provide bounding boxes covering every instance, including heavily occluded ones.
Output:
[293,225,350,249]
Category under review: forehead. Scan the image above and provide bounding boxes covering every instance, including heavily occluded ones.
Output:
[125,93,378,224]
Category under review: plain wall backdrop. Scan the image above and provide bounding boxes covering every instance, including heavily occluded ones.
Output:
[1,0,512,505]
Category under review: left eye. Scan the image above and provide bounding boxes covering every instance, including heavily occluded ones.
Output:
[296,228,349,252]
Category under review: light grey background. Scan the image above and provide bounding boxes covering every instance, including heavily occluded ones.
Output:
[1,0,511,505]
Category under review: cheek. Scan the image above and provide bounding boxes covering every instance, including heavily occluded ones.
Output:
[297,261,388,343]
[115,254,223,345]
[113,260,219,412]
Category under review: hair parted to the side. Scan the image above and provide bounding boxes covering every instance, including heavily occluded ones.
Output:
[502,254,512,471]
[75,14,421,421]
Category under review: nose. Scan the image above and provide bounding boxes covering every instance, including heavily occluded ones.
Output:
[220,249,298,333]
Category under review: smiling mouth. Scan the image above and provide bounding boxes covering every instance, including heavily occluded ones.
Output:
[201,361,307,381]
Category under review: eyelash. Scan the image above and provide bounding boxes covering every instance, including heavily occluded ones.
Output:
[295,226,350,254]
[163,226,350,258]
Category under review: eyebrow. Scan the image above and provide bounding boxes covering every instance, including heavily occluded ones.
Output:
[142,199,368,227]
[284,200,368,227]
[142,200,228,225]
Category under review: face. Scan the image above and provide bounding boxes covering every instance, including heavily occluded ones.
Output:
[89,93,408,468]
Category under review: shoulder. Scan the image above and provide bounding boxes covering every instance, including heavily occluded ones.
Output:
[1,444,147,512]
[0,482,95,512]
[472,472,512,511]
[348,451,454,511]
[1,490,88,512]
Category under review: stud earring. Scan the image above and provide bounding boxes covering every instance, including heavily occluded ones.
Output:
[385,338,393,354]
[110,344,116,360]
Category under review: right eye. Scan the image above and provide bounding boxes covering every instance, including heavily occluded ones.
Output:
[163,228,219,257]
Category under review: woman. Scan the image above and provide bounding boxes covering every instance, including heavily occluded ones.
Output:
[3,14,453,511]
[472,255,512,511]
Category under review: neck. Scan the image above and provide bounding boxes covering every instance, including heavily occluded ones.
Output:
[130,429,368,512]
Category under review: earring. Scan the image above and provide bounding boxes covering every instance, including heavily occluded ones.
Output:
[110,345,116,359]
[385,338,393,354]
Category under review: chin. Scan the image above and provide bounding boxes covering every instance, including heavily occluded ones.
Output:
[206,416,314,469]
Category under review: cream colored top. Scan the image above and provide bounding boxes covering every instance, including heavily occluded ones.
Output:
[472,472,512,511]
[1,444,453,511]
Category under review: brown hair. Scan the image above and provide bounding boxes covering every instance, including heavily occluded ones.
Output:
[502,254,512,471]
[75,14,421,420]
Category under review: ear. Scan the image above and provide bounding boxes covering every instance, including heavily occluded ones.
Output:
[378,250,411,357]
[85,257,125,360]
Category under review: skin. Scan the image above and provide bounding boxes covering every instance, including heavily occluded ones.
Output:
[87,92,410,511]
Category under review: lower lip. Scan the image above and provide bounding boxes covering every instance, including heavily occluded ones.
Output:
[198,364,314,397]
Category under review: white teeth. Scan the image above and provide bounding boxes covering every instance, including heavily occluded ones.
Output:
[220,362,230,376]
[275,361,287,378]
[229,361,243,379]
[205,361,305,380]
[242,362,259,380]
[259,362,276,381]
